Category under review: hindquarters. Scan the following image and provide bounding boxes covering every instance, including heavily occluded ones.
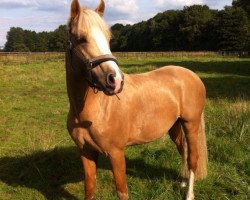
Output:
[163,66,207,179]
[169,112,208,180]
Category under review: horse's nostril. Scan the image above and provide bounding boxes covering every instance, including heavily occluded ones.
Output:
[107,73,115,87]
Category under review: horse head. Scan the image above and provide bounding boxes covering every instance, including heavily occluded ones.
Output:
[67,0,124,95]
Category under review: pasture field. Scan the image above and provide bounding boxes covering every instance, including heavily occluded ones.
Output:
[0,54,249,200]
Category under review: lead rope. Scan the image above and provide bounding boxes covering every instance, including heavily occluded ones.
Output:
[115,94,120,100]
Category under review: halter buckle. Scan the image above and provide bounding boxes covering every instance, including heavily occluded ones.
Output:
[89,62,93,69]
[67,41,72,50]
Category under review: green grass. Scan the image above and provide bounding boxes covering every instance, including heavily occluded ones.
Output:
[0,55,249,200]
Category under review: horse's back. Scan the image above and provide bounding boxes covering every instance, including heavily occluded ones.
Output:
[127,65,205,96]
[146,65,203,84]
[126,65,206,120]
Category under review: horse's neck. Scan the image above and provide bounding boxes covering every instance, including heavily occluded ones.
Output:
[66,72,91,117]
[65,50,92,116]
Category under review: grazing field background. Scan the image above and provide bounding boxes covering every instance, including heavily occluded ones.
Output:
[0,53,249,200]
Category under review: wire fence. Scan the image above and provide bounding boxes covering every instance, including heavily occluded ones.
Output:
[0,51,249,64]
[0,52,64,64]
[114,51,219,58]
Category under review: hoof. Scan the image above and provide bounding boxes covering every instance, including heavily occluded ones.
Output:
[118,191,129,200]
[180,181,187,188]
[84,197,95,200]
[186,193,194,200]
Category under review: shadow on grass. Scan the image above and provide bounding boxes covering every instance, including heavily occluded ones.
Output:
[122,60,250,100]
[122,60,250,76]
[202,76,250,99]
[0,147,81,200]
[0,146,179,199]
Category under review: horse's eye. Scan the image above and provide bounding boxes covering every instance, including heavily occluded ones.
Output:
[78,37,87,44]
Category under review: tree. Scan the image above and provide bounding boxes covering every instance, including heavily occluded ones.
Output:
[232,0,250,50]
[110,5,219,51]
[48,25,67,51]
[36,32,49,52]
[127,21,152,51]
[4,25,67,52]
[178,5,216,50]
[23,30,37,51]
[148,10,181,51]
[110,24,126,51]
[215,6,249,51]
[111,24,132,51]
[4,27,28,52]
[233,0,250,18]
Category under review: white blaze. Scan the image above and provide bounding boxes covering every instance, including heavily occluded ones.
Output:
[91,27,122,80]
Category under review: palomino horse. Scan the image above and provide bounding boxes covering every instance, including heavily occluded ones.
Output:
[66,0,208,199]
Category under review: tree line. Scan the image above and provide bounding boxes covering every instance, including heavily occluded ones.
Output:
[4,0,250,52]
[111,2,250,51]
[4,25,66,52]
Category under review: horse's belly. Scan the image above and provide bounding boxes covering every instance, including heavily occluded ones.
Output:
[126,117,176,146]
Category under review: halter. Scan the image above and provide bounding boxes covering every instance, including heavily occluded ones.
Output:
[66,31,119,92]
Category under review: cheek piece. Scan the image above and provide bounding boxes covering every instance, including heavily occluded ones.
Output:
[66,32,119,93]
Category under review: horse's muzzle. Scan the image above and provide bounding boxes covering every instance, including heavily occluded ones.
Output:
[104,73,124,95]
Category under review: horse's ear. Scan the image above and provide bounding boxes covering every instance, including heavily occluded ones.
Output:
[95,0,105,17]
[71,0,81,20]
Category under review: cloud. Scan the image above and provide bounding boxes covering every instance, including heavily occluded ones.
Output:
[155,0,204,10]
[154,0,232,10]
[107,19,135,26]
[0,15,64,35]
[106,0,138,14]
[95,0,141,28]
[203,0,232,9]
[0,0,68,11]
[0,0,32,9]
[0,14,67,46]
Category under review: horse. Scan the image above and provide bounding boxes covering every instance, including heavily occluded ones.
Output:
[65,1,208,200]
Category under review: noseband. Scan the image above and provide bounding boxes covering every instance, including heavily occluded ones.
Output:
[66,32,118,92]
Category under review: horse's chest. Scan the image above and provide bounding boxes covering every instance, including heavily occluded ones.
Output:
[71,112,124,152]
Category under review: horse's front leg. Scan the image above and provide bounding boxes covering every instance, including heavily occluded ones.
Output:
[80,148,99,200]
[109,150,128,200]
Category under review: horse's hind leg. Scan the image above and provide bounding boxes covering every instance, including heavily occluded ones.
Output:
[182,119,201,200]
[169,120,188,187]
[169,120,184,155]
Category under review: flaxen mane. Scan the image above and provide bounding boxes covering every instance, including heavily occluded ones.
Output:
[69,8,111,40]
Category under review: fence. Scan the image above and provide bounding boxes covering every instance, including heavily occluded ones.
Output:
[114,51,219,58]
[0,51,249,64]
[219,51,250,57]
[0,52,64,64]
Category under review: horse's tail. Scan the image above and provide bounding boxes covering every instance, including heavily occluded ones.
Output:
[182,112,208,179]
[195,112,208,179]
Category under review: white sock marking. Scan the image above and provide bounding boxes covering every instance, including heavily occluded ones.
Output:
[186,170,195,200]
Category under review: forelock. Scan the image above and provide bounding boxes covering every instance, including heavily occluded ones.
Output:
[69,8,111,40]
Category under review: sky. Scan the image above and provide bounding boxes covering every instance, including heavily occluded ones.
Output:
[0,0,233,47]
